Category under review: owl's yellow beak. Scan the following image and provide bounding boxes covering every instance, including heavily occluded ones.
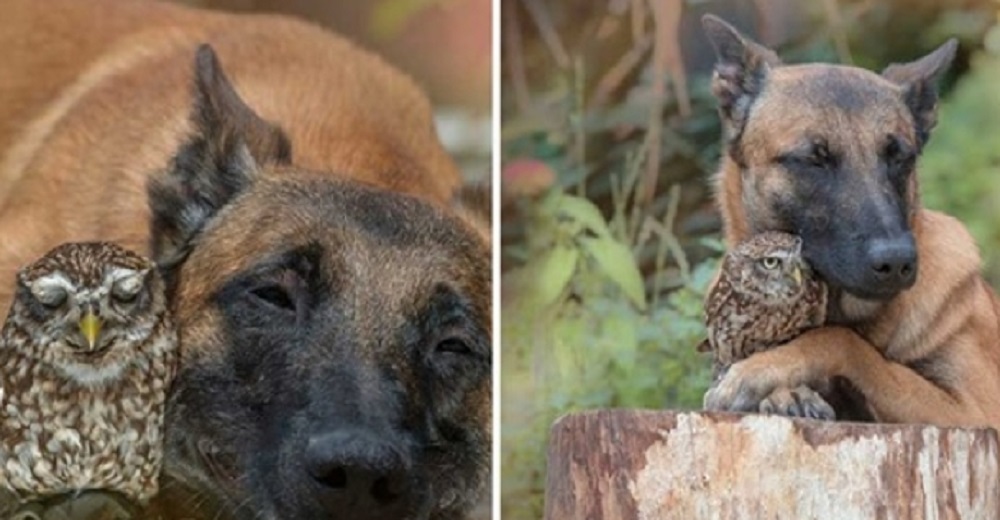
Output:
[79,311,103,351]
[791,265,803,287]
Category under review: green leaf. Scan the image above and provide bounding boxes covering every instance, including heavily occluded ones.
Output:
[530,245,579,309]
[579,236,647,310]
[604,312,639,372]
[553,194,612,238]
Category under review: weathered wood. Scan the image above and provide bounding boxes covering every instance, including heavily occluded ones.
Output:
[545,410,1000,520]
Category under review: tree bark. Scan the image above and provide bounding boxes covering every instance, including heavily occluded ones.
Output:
[545,410,1000,520]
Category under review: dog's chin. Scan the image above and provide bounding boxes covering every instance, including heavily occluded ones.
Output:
[267,464,437,520]
[835,292,888,323]
[811,266,907,323]
[840,283,905,302]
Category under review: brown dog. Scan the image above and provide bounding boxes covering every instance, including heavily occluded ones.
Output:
[0,0,491,518]
[699,15,1000,429]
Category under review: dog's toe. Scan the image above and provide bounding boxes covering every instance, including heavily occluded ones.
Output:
[795,386,837,420]
[758,385,836,421]
[758,387,795,416]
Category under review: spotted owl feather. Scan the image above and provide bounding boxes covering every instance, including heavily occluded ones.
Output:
[0,242,178,507]
[699,232,828,378]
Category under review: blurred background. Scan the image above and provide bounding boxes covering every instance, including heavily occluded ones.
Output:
[173,0,492,184]
[500,0,1000,517]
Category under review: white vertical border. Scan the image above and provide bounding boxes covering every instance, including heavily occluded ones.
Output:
[490,0,502,517]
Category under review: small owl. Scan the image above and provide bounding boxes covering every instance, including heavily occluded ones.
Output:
[698,232,827,378]
[0,242,178,506]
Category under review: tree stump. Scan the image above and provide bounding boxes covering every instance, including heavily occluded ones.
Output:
[545,410,1000,520]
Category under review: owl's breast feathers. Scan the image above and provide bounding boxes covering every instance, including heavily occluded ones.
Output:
[0,313,177,503]
[701,271,828,367]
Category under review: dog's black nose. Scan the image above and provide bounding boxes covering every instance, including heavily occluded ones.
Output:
[866,235,917,291]
[305,429,412,517]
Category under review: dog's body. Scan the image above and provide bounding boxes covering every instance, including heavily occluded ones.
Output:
[700,16,1000,429]
[0,1,491,518]
[0,0,462,281]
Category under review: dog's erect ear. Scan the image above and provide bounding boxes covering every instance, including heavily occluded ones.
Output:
[148,44,292,287]
[881,39,958,147]
[701,15,782,137]
[188,44,292,167]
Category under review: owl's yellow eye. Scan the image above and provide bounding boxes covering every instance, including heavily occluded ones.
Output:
[760,257,781,270]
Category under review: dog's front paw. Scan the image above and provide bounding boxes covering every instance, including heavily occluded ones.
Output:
[759,385,836,420]
[702,360,771,413]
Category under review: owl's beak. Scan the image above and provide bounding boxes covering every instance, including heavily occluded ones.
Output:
[79,311,103,351]
[791,265,803,287]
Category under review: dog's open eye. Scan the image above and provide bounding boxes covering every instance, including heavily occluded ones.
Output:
[249,285,296,311]
[760,257,781,270]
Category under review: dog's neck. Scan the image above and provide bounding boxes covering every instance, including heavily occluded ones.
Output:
[713,157,752,246]
[825,287,887,326]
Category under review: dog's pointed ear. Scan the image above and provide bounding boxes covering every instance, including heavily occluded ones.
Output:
[881,39,958,146]
[701,15,782,135]
[148,44,292,285]
[190,44,292,167]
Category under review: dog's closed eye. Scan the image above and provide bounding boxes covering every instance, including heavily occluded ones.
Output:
[240,267,310,318]
[249,285,296,311]
[883,134,915,167]
[775,139,838,170]
[436,337,473,355]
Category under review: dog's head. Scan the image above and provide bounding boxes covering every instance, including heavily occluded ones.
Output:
[703,15,956,304]
[147,46,490,519]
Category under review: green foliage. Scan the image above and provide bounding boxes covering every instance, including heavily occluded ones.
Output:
[501,189,715,518]
[920,42,1000,284]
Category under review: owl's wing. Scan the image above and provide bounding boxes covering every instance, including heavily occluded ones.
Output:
[704,275,735,324]
[698,271,735,354]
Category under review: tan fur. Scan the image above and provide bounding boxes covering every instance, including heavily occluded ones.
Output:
[0,0,462,310]
[706,59,1000,429]
[717,65,922,244]
[0,1,490,515]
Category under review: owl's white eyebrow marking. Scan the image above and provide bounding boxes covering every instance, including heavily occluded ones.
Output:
[106,267,144,284]
[108,267,147,295]
[30,273,75,293]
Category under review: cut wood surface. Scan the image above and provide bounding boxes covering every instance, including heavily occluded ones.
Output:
[545,410,1000,520]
